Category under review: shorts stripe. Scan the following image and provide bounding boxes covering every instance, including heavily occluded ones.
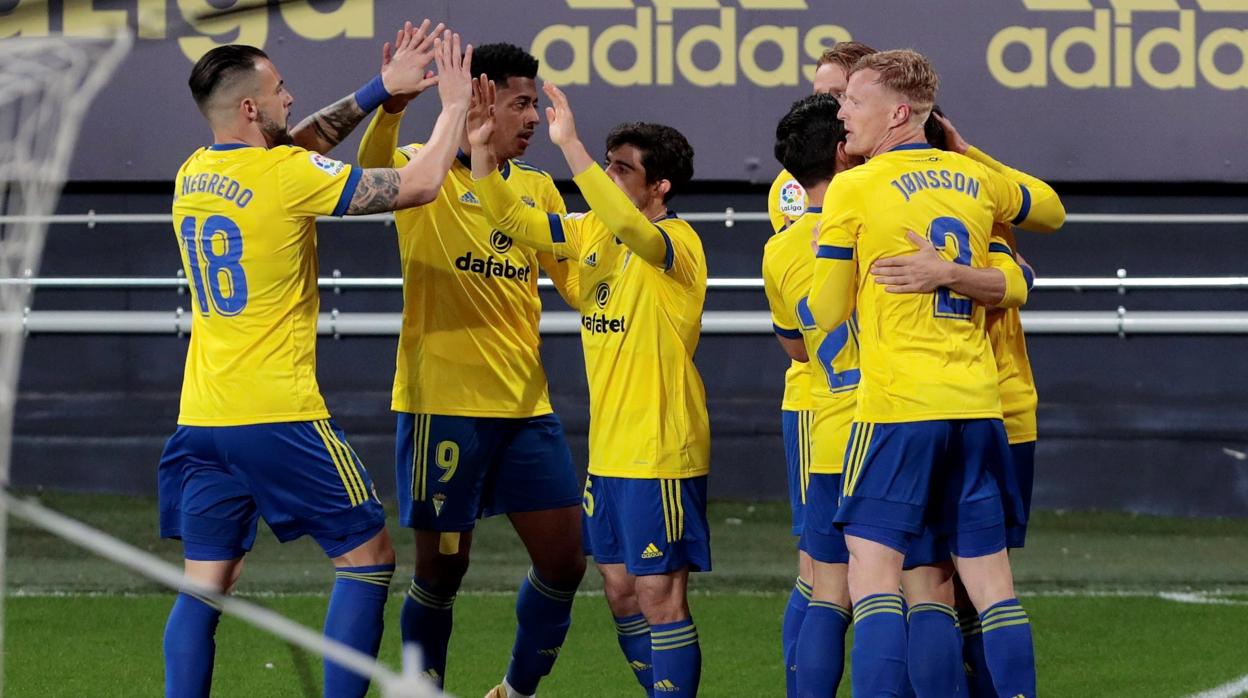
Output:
[312,420,362,506]
[845,423,875,497]
[841,423,863,497]
[411,414,431,501]
[325,420,369,505]
[661,479,684,543]
[799,411,812,502]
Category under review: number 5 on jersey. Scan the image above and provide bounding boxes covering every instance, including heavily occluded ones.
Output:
[179,215,249,316]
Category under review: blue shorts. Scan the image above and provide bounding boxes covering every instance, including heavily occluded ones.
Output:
[1005,441,1036,548]
[782,410,813,536]
[835,420,1009,559]
[582,475,712,576]
[798,473,849,565]
[395,412,581,532]
[904,438,1037,567]
[158,420,387,561]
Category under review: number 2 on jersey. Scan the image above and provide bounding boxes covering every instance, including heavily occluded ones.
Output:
[928,216,973,320]
[796,298,860,393]
[179,215,249,316]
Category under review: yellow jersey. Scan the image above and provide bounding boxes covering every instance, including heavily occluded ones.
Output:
[763,208,858,474]
[767,169,808,233]
[812,143,1064,424]
[172,144,360,426]
[474,164,710,480]
[358,110,577,418]
[764,171,814,413]
[987,228,1039,444]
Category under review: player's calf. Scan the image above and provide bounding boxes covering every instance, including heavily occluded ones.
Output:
[902,561,967,698]
[325,527,397,698]
[953,550,1035,698]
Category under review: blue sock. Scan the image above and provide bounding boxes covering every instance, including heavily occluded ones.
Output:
[324,564,394,698]
[959,607,994,697]
[163,592,221,698]
[851,593,909,698]
[795,600,850,698]
[897,600,917,698]
[505,568,577,695]
[650,618,702,695]
[400,578,456,688]
[614,613,655,696]
[783,577,813,697]
[907,603,967,697]
[980,599,1036,698]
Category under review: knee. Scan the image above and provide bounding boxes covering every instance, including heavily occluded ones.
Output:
[636,577,688,625]
[602,578,638,615]
[534,550,586,591]
[416,551,471,594]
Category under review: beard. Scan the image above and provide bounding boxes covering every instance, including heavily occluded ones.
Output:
[259,110,293,147]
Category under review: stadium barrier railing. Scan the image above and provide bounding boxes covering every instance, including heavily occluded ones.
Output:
[0,209,1243,337]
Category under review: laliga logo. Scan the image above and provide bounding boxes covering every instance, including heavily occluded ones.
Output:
[990,0,1248,89]
[532,0,852,87]
[777,179,807,217]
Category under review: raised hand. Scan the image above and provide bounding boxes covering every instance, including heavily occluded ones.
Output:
[381,19,443,97]
[931,112,969,155]
[542,82,579,148]
[434,31,474,112]
[467,74,497,151]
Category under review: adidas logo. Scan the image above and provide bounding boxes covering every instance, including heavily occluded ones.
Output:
[460,191,480,206]
[641,543,663,559]
[629,660,651,671]
[538,647,562,657]
[654,679,680,692]
[585,252,598,267]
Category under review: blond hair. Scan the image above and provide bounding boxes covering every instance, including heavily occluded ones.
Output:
[818,41,877,71]
[852,49,939,119]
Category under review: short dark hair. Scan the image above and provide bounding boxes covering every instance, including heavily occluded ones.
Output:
[924,105,948,150]
[605,123,695,203]
[189,44,268,113]
[471,43,539,89]
[774,94,846,189]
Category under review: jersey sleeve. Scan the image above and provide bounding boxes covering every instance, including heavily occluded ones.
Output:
[656,218,705,289]
[969,148,1065,234]
[809,179,861,331]
[277,148,362,218]
[535,179,581,308]
[357,108,409,169]
[572,164,675,274]
[475,169,583,260]
[988,228,1029,309]
[762,242,801,339]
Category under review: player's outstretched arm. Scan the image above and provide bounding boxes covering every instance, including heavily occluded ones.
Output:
[808,184,859,331]
[344,32,472,214]
[546,83,672,269]
[468,77,565,253]
[869,230,1027,308]
[358,22,437,168]
[932,113,1065,234]
[293,19,442,156]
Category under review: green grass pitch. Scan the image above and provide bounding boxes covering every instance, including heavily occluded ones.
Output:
[7,493,1248,697]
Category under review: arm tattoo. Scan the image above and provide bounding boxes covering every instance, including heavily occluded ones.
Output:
[346,169,402,215]
[291,94,367,153]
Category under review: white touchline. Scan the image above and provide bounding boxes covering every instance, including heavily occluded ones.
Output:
[1184,674,1248,698]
